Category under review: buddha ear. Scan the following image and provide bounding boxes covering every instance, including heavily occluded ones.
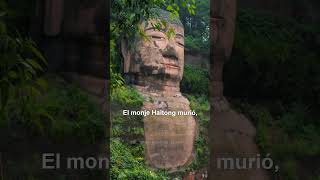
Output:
[121,38,131,73]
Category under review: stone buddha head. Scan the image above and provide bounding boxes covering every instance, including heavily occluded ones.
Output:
[121,9,184,92]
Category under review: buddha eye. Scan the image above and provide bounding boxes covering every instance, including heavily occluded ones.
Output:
[178,42,184,47]
[175,36,184,47]
[151,35,165,40]
[176,41,184,47]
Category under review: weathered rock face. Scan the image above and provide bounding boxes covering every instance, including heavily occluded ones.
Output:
[122,10,197,170]
[137,87,196,169]
[122,18,185,92]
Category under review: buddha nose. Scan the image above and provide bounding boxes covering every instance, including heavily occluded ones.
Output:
[162,41,178,61]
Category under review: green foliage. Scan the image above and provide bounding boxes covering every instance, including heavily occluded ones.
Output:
[110,84,165,179]
[110,33,124,90]
[235,101,320,179]
[185,35,209,52]
[185,95,210,171]
[227,9,320,179]
[39,78,105,143]
[0,34,47,109]
[110,85,167,179]
[2,76,105,143]
[111,86,144,108]
[224,9,320,108]
[111,0,196,42]
[111,112,144,139]
[166,27,176,40]
[188,95,210,118]
[181,64,209,95]
[180,0,209,52]
[110,139,168,180]
[0,5,50,136]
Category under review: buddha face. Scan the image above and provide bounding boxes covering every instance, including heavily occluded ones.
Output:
[122,19,185,87]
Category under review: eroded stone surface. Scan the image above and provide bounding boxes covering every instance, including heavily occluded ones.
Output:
[122,10,185,92]
[140,90,197,170]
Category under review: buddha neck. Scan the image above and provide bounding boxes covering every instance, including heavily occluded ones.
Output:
[125,74,181,96]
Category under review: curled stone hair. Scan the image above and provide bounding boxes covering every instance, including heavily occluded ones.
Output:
[149,8,183,27]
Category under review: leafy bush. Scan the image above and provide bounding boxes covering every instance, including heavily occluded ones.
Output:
[235,102,320,179]
[227,9,320,178]
[180,0,209,53]
[224,9,320,108]
[110,139,167,180]
[181,64,209,95]
[111,112,144,140]
[185,35,209,52]
[39,77,105,143]
[111,86,144,108]
[185,95,210,171]
[2,76,105,143]
[0,6,51,137]
[0,35,48,132]
[110,85,165,179]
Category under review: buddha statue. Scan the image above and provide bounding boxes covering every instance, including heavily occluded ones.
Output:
[121,9,197,170]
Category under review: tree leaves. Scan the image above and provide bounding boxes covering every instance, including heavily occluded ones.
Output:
[166,27,176,40]
[166,5,173,11]
[0,23,48,129]
[111,0,196,40]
